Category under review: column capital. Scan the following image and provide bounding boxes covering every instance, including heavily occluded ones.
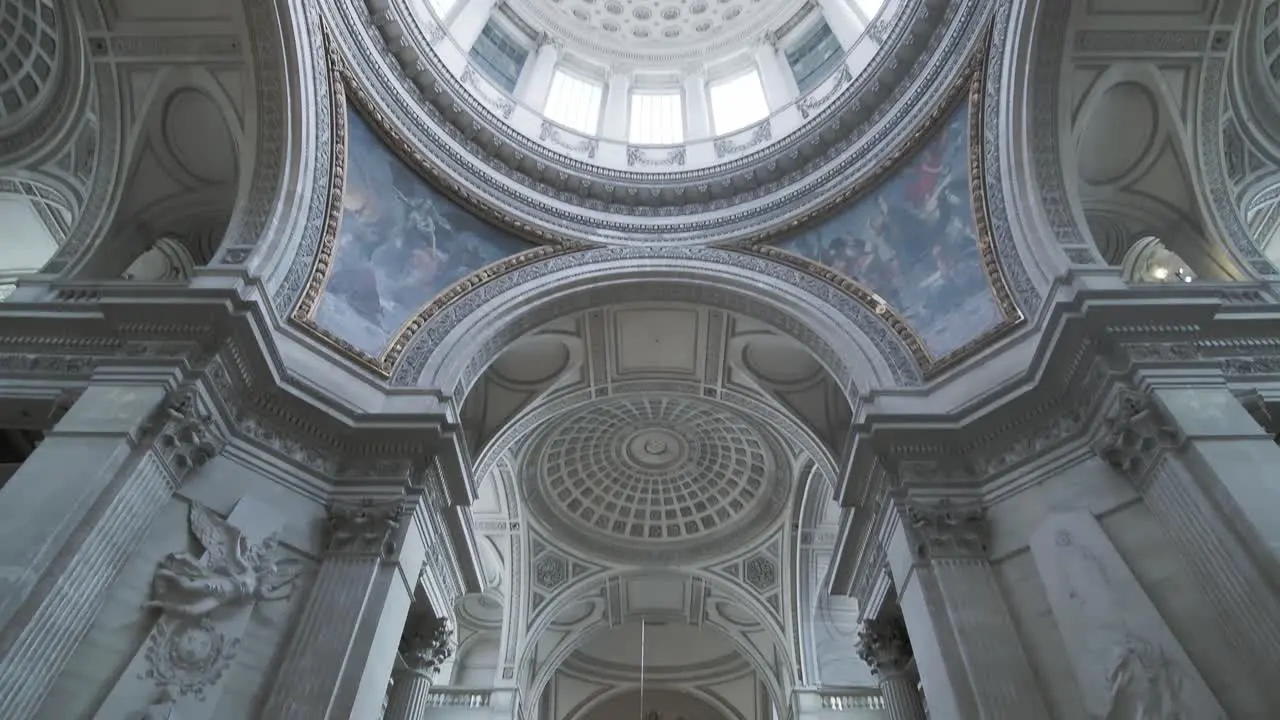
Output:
[535,31,563,52]
[326,499,405,558]
[1091,388,1183,479]
[898,496,988,561]
[150,390,226,482]
[856,615,913,676]
[399,611,455,678]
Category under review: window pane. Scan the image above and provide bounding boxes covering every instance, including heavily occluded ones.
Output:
[708,71,769,136]
[785,21,844,94]
[426,0,459,19]
[543,70,604,135]
[469,22,528,94]
[629,91,684,144]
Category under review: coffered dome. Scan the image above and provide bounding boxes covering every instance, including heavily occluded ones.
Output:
[521,394,789,563]
[507,0,807,64]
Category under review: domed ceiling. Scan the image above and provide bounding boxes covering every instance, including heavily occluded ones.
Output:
[521,394,789,564]
[509,0,808,63]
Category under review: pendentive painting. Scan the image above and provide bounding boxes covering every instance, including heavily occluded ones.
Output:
[311,108,534,358]
[773,105,1001,358]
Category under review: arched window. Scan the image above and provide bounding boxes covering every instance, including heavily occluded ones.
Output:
[629,90,684,144]
[708,69,770,135]
[543,68,604,135]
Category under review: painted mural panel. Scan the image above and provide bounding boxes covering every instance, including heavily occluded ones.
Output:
[774,105,1000,357]
[312,109,534,357]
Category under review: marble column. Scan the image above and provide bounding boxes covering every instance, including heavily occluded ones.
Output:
[602,65,631,139]
[1093,386,1280,689]
[753,35,798,112]
[856,615,926,720]
[683,66,711,138]
[385,610,455,719]
[261,499,419,720]
[516,34,559,108]
[817,0,867,50]
[0,386,223,720]
[887,496,1049,719]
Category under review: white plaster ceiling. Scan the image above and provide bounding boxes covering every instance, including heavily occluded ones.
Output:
[507,0,809,64]
[463,303,848,565]
[529,393,776,544]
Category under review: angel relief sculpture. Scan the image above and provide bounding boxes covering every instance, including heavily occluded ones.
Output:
[145,504,303,618]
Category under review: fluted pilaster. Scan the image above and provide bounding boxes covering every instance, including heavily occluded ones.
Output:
[891,495,1049,719]
[1094,388,1280,692]
[0,389,223,720]
[261,499,409,719]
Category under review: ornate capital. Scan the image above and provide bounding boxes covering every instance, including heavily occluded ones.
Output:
[152,392,225,481]
[900,497,988,561]
[399,611,455,678]
[856,615,913,676]
[326,500,403,558]
[1092,389,1183,479]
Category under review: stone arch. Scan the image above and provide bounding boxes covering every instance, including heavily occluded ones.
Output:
[1072,62,1248,281]
[452,632,501,686]
[791,463,869,689]
[519,569,794,718]
[68,67,243,279]
[393,247,922,397]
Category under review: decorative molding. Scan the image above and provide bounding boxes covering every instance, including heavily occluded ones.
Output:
[148,392,227,481]
[1091,389,1184,483]
[400,611,455,678]
[856,615,913,676]
[899,497,989,561]
[327,500,405,557]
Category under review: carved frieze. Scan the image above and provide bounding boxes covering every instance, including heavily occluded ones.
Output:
[899,498,989,561]
[856,615,913,676]
[1092,390,1183,480]
[327,500,404,558]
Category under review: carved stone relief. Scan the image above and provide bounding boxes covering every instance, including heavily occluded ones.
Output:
[1092,390,1184,482]
[327,499,404,558]
[1029,511,1225,719]
[856,614,913,677]
[96,498,302,720]
[899,497,989,561]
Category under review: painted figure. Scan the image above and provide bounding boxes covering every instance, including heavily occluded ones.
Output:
[774,106,1001,356]
[313,110,532,357]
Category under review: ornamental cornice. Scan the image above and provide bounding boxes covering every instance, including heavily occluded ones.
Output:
[833,287,1280,503]
[325,0,992,243]
[0,293,461,487]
